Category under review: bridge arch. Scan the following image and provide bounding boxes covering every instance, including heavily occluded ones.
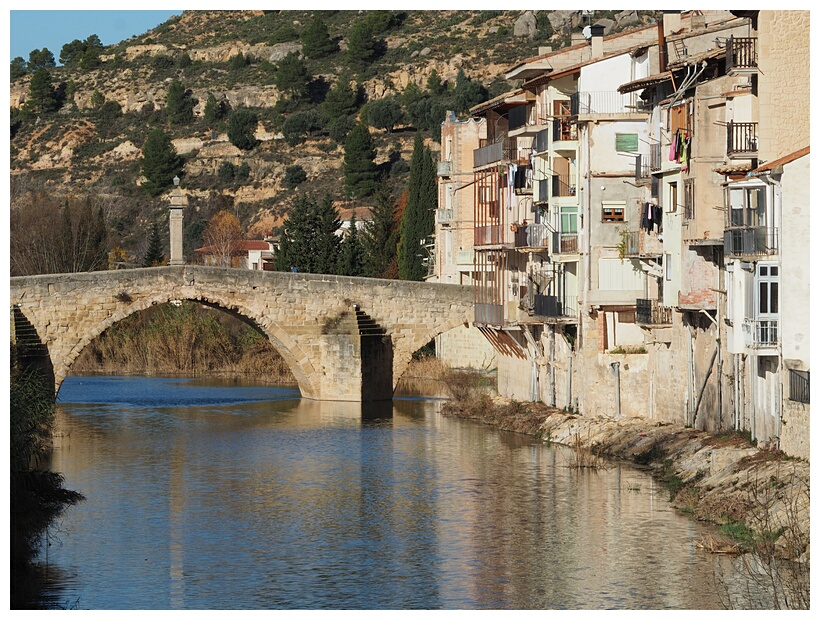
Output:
[10,266,475,401]
[55,294,320,400]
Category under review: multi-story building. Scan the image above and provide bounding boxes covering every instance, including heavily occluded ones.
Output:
[444,10,809,458]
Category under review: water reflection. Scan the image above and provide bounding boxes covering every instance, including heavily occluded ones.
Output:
[38,376,764,609]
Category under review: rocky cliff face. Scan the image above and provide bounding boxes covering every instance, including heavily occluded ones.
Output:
[10,10,660,256]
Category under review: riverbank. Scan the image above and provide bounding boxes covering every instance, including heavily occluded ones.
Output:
[442,397,810,566]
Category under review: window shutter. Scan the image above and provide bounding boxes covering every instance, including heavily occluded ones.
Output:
[616,133,639,152]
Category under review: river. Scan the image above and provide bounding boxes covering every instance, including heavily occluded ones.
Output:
[36,374,751,610]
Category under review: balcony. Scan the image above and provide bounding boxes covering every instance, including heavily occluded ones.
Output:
[514,222,550,249]
[552,174,576,198]
[475,223,504,246]
[437,160,453,178]
[622,230,663,257]
[574,91,644,116]
[636,298,672,325]
[535,178,549,204]
[726,121,758,158]
[435,208,453,225]
[533,294,578,319]
[476,303,504,326]
[552,232,579,255]
[726,36,758,75]
[743,318,779,349]
[789,369,810,404]
[533,128,549,154]
[552,117,578,145]
[649,143,662,171]
[474,141,504,168]
[724,226,777,257]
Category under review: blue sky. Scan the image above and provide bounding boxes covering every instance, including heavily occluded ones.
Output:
[9,10,183,63]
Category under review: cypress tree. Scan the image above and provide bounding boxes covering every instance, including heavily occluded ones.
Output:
[338,213,365,276]
[398,132,436,281]
[274,195,340,275]
[143,222,165,266]
[362,181,398,278]
[343,123,379,199]
[141,128,183,196]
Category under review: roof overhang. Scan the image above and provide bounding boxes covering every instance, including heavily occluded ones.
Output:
[618,71,674,94]
[506,61,554,81]
[470,89,531,116]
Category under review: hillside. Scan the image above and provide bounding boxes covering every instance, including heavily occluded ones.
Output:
[9,10,661,268]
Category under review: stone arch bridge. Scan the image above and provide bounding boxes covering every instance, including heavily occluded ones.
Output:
[10,266,474,401]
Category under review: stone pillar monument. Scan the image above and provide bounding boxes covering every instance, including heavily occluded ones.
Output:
[168,176,187,266]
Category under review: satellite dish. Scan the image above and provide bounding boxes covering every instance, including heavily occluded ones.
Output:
[583,25,592,40]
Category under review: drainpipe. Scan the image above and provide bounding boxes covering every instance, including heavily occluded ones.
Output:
[610,361,621,420]
[567,353,572,410]
[549,327,556,407]
[687,325,695,426]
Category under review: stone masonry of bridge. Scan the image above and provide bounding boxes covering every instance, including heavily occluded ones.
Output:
[10,266,474,401]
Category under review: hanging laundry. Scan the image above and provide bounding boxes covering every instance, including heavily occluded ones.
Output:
[669,130,678,161]
[681,133,691,171]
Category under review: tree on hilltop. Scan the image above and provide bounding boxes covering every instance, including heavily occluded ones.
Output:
[22,67,59,118]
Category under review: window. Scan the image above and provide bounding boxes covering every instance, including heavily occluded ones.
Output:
[683,179,695,220]
[602,201,625,222]
[667,181,678,213]
[728,184,767,227]
[615,133,639,152]
[756,263,779,317]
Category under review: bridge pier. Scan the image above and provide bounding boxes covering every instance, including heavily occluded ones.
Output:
[314,305,393,401]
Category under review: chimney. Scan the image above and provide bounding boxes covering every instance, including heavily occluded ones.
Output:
[663,11,682,37]
[590,23,605,58]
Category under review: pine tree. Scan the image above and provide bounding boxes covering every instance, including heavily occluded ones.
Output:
[346,21,380,73]
[143,222,165,267]
[323,75,360,121]
[22,67,58,117]
[343,123,379,199]
[227,108,259,150]
[361,181,398,278]
[301,17,339,59]
[398,132,436,281]
[141,128,183,196]
[273,52,312,102]
[203,93,226,127]
[274,194,341,275]
[165,79,195,125]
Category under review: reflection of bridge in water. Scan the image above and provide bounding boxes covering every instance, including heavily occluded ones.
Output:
[10,266,474,402]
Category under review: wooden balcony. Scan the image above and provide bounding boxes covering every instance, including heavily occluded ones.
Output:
[726,121,758,158]
[636,298,672,325]
[726,36,758,75]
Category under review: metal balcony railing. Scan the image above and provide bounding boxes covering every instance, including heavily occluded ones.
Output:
[724,227,778,257]
[474,141,504,167]
[552,117,578,142]
[744,318,779,348]
[534,294,578,318]
[474,223,504,246]
[727,121,758,156]
[623,230,663,257]
[552,174,576,197]
[552,232,579,254]
[726,36,758,72]
[789,369,810,404]
[649,143,662,171]
[636,298,672,325]
[436,209,453,224]
[635,154,650,180]
[535,178,549,204]
[534,128,549,154]
[475,303,504,326]
[515,223,549,248]
[575,91,641,116]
